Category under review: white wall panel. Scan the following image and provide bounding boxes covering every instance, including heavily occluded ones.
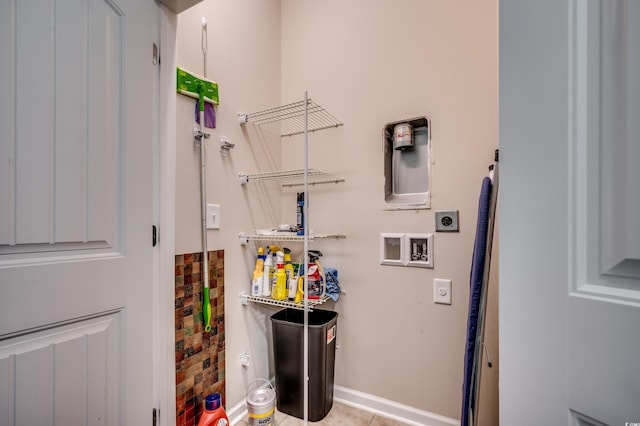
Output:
[87,330,109,425]
[87,0,122,247]
[575,0,640,292]
[14,346,51,425]
[55,0,89,244]
[0,1,16,246]
[599,0,640,279]
[625,1,640,264]
[53,335,87,425]
[0,0,155,423]
[568,1,640,423]
[15,0,53,245]
[0,312,121,426]
[1,0,123,255]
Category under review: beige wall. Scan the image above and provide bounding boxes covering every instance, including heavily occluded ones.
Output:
[175,0,282,415]
[176,0,498,423]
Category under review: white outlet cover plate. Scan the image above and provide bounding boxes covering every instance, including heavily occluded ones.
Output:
[434,278,452,305]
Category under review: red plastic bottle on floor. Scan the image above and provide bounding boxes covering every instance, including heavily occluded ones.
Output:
[197,393,229,426]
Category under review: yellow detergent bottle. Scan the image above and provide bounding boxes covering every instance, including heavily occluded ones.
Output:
[294,275,305,304]
[272,251,287,300]
[251,247,265,296]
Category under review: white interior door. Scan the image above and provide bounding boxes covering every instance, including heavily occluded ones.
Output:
[0,0,159,424]
[500,0,640,424]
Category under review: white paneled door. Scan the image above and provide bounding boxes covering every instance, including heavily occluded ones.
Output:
[0,0,158,424]
[501,0,640,424]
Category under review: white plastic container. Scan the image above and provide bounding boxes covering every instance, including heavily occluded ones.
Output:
[251,247,265,297]
[262,254,273,297]
[245,379,275,426]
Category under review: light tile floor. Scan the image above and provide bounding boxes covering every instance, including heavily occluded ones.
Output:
[236,402,409,426]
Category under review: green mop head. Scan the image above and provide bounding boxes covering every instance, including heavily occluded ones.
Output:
[177,66,219,108]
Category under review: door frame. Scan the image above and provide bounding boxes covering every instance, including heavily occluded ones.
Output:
[156,6,178,426]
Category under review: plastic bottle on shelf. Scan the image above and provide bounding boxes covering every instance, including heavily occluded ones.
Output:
[275,250,284,267]
[272,260,287,301]
[251,247,265,297]
[271,251,286,300]
[296,192,305,236]
[307,250,325,299]
[283,248,297,300]
[197,393,229,426]
[294,273,304,304]
[262,251,273,297]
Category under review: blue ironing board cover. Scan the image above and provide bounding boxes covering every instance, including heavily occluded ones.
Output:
[461,176,492,426]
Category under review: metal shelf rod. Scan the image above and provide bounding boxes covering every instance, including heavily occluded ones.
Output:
[281,178,345,188]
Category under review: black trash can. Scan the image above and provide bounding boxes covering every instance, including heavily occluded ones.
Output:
[270,308,338,422]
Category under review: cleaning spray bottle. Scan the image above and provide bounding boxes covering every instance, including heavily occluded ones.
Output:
[264,246,281,298]
[262,250,273,297]
[272,251,287,301]
[197,393,229,426]
[307,250,325,299]
[251,247,265,297]
[284,248,297,301]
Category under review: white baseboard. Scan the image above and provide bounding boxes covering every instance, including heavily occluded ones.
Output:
[227,385,460,426]
[227,399,248,426]
[333,385,460,426]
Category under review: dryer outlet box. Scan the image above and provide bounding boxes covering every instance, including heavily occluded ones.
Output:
[435,210,459,232]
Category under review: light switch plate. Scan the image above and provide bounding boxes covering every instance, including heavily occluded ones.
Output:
[434,278,452,305]
[206,204,220,229]
[435,210,459,232]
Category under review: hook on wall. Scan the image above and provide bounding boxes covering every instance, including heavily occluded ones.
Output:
[220,136,235,153]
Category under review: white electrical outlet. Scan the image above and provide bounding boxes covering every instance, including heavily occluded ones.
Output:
[434,279,452,305]
[206,204,220,229]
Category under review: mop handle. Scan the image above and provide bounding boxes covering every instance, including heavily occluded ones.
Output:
[201,17,208,78]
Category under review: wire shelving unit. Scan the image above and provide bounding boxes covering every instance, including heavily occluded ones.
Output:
[239,93,342,425]
[238,98,343,137]
[239,293,330,311]
[238,233,346,245]
[238,168,344,187]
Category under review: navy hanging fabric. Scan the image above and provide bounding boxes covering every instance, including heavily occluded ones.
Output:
[461,176,493,426]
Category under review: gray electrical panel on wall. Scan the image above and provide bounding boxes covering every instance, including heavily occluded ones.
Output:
[383,116,431,209]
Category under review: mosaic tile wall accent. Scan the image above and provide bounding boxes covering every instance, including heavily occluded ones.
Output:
[175,250,225,426]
